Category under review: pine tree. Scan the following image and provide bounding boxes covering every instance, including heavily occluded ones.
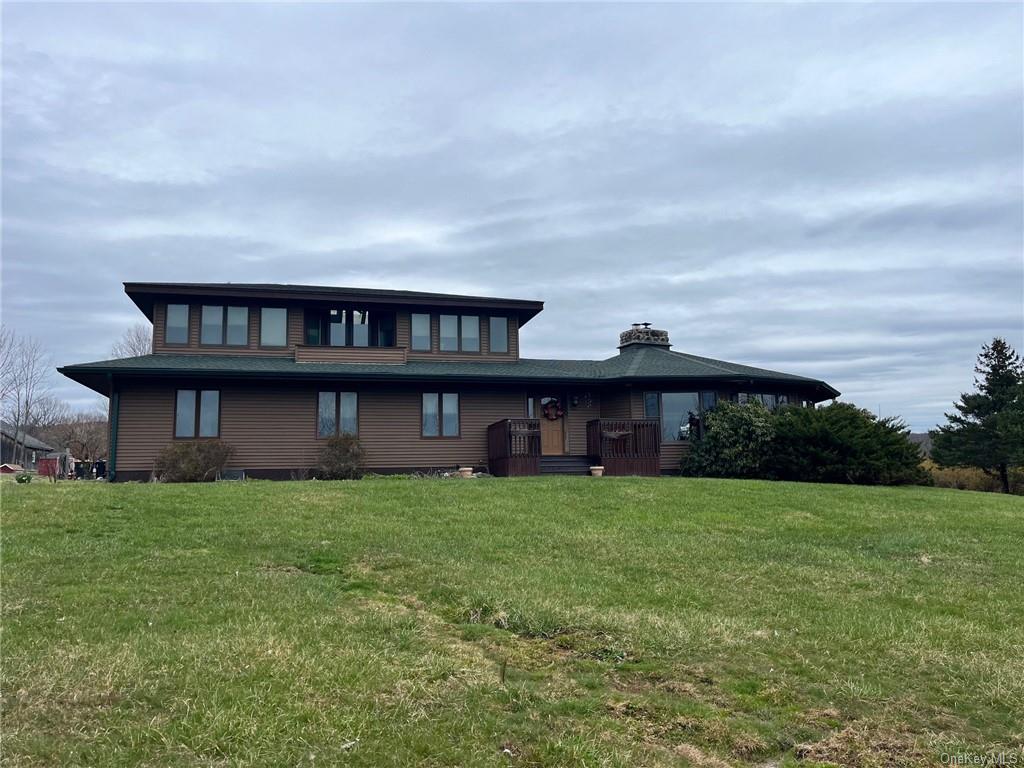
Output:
[931,338,1024,493]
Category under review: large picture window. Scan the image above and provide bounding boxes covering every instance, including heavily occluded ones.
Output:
[175,389,220,438]
[317,391,358,437]
[489,316,508,353]
[422,392,459,437]
[645,391,719,441]
[261,307,288,346]
[165,304,189,345]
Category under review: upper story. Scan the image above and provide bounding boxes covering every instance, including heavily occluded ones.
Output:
[127,282,544,364]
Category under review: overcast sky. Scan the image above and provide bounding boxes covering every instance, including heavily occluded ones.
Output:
[3,3,1022,429]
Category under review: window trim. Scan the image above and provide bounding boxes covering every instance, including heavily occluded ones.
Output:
[315,391,359,439]
[199,305,250,347]
[174,388,221,440]
[421,392,460,438]
[164,303,191,346]
[260,307,289,348]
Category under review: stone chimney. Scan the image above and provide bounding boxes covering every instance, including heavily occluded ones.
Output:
[618,322,671,351]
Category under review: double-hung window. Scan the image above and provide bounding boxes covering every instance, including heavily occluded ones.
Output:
[175,389,220,438]
[422,393,459,437]
[317,392,358,437]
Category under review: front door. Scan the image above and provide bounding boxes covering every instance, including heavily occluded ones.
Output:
[538,395,565,455]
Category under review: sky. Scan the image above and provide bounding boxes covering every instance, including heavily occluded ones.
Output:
[2,2,1022,430]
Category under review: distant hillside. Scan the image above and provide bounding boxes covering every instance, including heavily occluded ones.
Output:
[909,433,933,457]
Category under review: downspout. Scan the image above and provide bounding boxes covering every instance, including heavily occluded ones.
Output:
[108,374,119,482]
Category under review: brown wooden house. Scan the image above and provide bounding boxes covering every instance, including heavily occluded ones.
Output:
[59,283,839,480]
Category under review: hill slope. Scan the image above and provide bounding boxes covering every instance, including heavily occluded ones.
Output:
[3,478,1022,766]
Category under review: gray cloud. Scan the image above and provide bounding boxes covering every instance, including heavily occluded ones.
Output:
[2,3,1022,427]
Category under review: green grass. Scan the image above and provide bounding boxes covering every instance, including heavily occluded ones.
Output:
[3,477,1022,767]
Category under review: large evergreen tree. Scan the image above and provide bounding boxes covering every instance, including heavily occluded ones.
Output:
[931,338,1024,493]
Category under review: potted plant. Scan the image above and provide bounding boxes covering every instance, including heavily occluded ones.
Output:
[590,466,604,477]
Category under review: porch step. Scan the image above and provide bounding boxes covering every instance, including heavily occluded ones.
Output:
[540,456,593,475]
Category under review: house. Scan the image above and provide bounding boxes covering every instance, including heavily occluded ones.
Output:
[58,282,839,480]
[0,422,55,471]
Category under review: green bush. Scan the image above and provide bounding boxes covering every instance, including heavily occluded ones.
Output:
[683,400,775,478]
[14,472,32,484]
[766,402,927,485]
[315,435,364,480]
[154,441,235,483]
[684,401,927,486]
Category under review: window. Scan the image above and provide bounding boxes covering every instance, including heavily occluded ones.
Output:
[200,305,224,345]
[175,389,220,438]
[700,391,718,412]
[489,316,508,353]
[461,315,480,352]
[411,313,431,351]
[737,393,784,410]
[304,309,396,348]
[200,306,249,345]
[439,315,481,353]
[261,308,287,346]
[318,392,358,437]
[422,392,458,437]
[439,315,459,351]
[645,392,700,441]
[329,309,346,346]
[226,307,248,345]
[526,397,535,418]
[165,304,189,344]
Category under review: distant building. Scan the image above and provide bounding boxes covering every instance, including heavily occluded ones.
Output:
[0,422,55,471]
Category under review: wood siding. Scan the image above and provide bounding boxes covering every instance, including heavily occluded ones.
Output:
[565,389,601,456]
[114,381,530,473]
[293,346,408,364]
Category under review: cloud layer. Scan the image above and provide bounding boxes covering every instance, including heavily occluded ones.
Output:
[3,3,1022,428]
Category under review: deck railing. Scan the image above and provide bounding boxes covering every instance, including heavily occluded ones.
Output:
[586,419,661,476]
[487,419,541,477]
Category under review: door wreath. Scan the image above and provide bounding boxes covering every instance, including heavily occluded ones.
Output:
[541,397,565,420]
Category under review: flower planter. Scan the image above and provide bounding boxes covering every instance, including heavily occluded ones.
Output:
[458,467,474,479]
[590,466,605,477]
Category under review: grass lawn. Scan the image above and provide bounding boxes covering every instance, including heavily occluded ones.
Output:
[3,477,1022,767]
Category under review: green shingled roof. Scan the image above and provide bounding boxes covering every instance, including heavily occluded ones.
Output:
[58,344,839,400]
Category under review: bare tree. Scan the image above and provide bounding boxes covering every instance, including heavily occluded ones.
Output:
[48,411,109,460]
[0,324,16,404]
[2,335,52,465]
[111,323,153,358]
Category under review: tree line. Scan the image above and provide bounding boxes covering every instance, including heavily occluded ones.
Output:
[1,323,152,464]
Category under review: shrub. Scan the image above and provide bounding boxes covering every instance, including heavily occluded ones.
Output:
[315,434,364,480]
[765,402,927,486]
[14,472,32,484]
[683,400,775,478]
[154,440,235,483]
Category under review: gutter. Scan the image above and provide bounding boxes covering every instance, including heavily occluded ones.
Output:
[107,374,119,482]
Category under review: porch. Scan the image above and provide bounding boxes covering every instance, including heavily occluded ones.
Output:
[487,418,661,477]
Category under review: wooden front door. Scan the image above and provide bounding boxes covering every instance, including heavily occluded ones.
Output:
[538,396,565,456]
